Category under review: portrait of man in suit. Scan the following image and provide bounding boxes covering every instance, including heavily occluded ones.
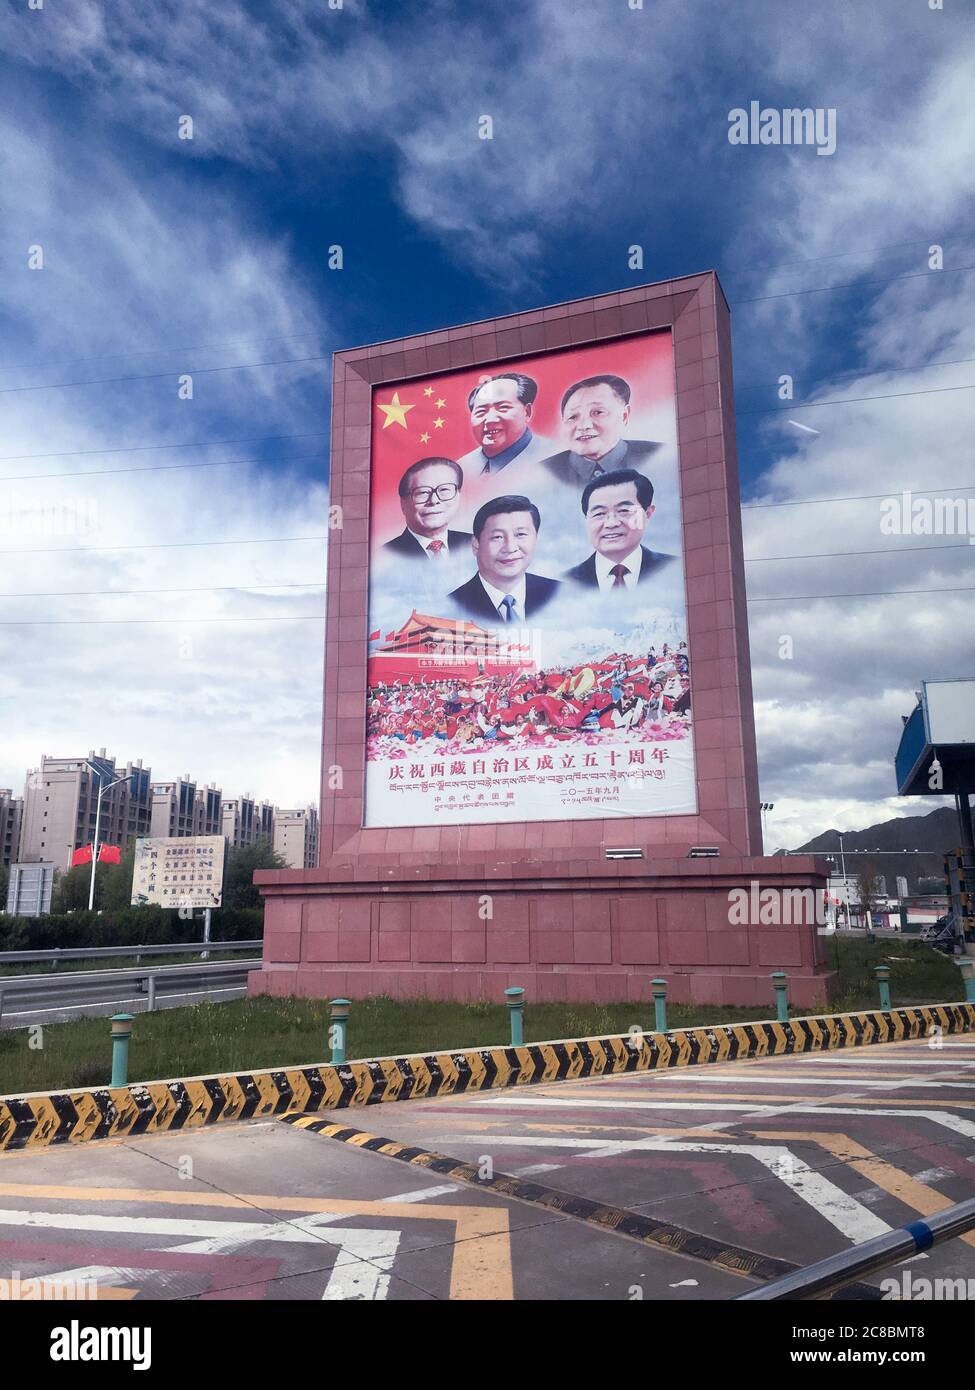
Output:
[457,373,558,477]
[382,457,472,560]
[448,494,560,624]
[542,374,668,486]
[564,468,674,591]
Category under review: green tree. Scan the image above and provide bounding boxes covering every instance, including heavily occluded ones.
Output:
[222,839,286,911]
[99,843,138,912]
[52,861,92,913]
[857,874,879,913]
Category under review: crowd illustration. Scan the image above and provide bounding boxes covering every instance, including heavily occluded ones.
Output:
[366,642,690,754]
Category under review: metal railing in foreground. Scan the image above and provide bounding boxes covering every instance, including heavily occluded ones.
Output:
[0,940,260,965]
[736,1196,975,1300]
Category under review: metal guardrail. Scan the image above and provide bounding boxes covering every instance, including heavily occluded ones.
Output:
[736,1196,975,1300]
[0,940,261,965]
[0,958,259,1023]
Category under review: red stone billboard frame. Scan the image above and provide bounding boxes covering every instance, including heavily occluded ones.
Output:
[251,274,833,1008]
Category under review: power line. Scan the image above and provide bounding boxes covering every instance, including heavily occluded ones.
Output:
[734,352,975,396]
[0,615,324,626]
[738,381,975,417]
[0,582,324,599]
[0,451,327,483]
[0,425,326,464]
[5,362,966,470]
[0,236,959,378]
[4,379,973,486]
[743,484,975,510]
[0,431,328,464]
[1,543,968,588]
[0,329,324,376]
[720,233,963,278]
[1,516,972,563]
[0,264,970,401]
[733,263,975,307]
[0,535,327,557]
[748,584,975,602]
[745,542,974,562]
[2,232,968,379]
[0,353,328,398]
[1,588,970,622]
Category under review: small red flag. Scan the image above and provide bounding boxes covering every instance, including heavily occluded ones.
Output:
[369,629,380,642]
[71,844,93,866]
[98,844,121,864]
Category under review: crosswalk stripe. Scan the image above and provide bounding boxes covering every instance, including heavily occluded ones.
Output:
[603,1074,975,1089]
[469,1094,975,1140]
[419,1133,889,1245]
[771,1057,975,1067]
[482,1089,975,1111]
[747,1129,975,1249]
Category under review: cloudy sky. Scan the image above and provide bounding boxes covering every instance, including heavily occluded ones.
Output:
[0,0,972,847]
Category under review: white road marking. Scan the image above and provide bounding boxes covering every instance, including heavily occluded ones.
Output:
[0,1208,400,1300]
[619,1073,975,1090]
[913,1167,957,1184]
[776,1057,975,1067]
[424,1134,890,1244]
[379,1185,458,1204]
[460,1094,975,1141]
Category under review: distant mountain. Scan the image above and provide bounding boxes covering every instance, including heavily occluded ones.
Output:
[780,805,962,894]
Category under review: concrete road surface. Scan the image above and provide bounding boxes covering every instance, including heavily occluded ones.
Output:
[1,1036,974,1300]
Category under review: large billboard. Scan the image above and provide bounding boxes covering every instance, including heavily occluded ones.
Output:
[363,328,694,827]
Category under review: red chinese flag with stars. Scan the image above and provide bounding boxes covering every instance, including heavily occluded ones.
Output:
[71,845,93,866]
[98,844,121,864]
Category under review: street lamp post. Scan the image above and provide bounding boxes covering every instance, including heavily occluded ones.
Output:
[759,802,775,853]
[83,761,130,912]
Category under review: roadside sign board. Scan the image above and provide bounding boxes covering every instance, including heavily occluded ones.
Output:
[131,835,226,909]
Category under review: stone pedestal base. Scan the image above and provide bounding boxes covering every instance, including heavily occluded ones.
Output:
[251,854,834,1010]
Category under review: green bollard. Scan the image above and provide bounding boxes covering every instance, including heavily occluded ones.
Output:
[875,964,892,1012]
[110,1013,134,1087]
[771,971,789,1023]
[651,978,668,1033]
[505,987,525,1046]
[958,960,975,1004]
[329,998,350,1065]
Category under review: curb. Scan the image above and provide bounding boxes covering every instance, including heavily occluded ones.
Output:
[1,1001,971,1153]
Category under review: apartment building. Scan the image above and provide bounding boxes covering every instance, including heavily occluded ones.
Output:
[221,795,274,848]
[273,806,319,870]
[14,749,316,872]
[193,783,223,837]
[0,788,23,867]
[150,776,200,838]
[19,751,152,871]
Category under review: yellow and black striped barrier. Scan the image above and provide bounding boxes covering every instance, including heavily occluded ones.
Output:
[1,1001,971,1153]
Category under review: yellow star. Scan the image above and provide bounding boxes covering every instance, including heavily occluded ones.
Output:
[419,432,430,443]
[423,386,434,397]
[435,397,446,408]
[433,417,445,429]
[377,391,415,429]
